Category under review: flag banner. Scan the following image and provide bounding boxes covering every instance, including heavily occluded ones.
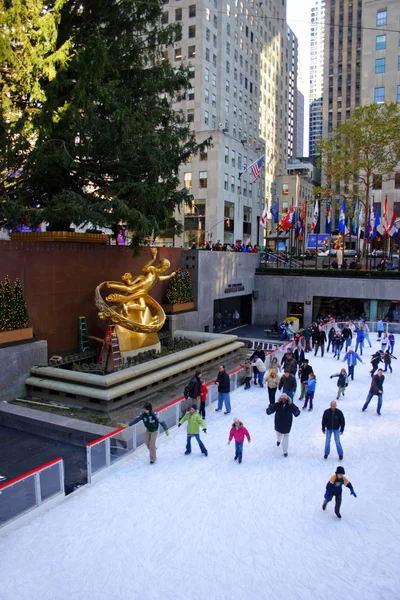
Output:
[367,203,375,239]
[271,201,279,224]
[382,196,389,236]
[326,199,332,234]
[310,199,319,233]
[351,199,358,236]
[388,207,397,237]
[260,202,268,228]
[239,154,265,183]
[372,207,380,239]
[338,198,346,234]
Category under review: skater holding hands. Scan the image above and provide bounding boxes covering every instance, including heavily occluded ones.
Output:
[227,418,251,463]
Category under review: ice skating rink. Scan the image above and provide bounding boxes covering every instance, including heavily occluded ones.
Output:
[1,337,399,600]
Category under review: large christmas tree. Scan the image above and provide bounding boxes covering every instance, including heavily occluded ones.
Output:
[0,276,29,331]
[165,269,194,305]
[1,276,14,331]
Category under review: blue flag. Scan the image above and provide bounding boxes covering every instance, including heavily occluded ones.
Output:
[271,201,279,224]
[338,199,346,234]
[372,208,380,239]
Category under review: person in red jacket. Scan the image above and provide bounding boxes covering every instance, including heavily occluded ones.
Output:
[227,418,251,463]
[199,379,208,419]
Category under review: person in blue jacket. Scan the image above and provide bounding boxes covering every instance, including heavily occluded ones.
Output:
[342,348,363,380]
[322,466,356,519]
[302,372,316,411]
[354,326,365,356]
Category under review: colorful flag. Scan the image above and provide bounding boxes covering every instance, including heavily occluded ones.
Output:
[388,207,397,237]
[372,208,380,239]
[326,199,332,234]
[239,154,265,183]
[367,202,375,239]
[338,198,346,234]
[310,199,319,233]
[299,203,306,241]
[260,202,268,228]
[295,209,301,239]
[351,199,359,236]
[282,203,295,231]
[270,201,279,224]
[382,195,389,236]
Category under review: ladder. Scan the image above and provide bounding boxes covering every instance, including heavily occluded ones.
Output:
[78,317,91,353]
[98,325,123,371]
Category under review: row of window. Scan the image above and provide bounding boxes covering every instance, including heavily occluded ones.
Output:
[372,173,400,190]
[374,86,400,104]
[162,5,196,23]
[183,171,255,194]
[376,33,400,51]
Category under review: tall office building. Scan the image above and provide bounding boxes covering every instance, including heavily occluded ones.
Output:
[287,27,299,160]
[159,0,291,247]
[295,89,304,158]
[361,0,400,214]
[309,0,325,157]
[322,0,362,138]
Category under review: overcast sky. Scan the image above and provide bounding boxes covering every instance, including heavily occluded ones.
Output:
[287,0,314,155]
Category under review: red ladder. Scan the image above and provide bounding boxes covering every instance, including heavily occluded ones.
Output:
[98,325,123,371]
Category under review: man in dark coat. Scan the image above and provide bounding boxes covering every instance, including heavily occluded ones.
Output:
[362,369,385,415]
[280,349,298,375]
[314,326,327,357]
[341,323,353,350]
[322,400,345,460]
[215,365,231,414]
[298,359,314,402]
[183,370,202,415]
[266,393,300,457]
[278,371,297,400]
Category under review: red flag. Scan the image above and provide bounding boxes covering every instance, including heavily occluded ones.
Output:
[388,207,397,237]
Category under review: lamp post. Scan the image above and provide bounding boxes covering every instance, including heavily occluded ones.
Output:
[207,218,230,244]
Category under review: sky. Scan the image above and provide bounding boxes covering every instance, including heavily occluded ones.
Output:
[287,0,314,155]
[1,332,399,600]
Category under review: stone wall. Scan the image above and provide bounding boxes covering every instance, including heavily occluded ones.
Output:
[0,340,48,402]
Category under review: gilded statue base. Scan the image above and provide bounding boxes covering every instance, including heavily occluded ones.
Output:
[115,324,160,352]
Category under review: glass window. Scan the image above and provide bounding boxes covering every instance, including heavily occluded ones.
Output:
[373,174,382,189]
[206,28,210,41]
[211,114,216,128]
[374,87,385,103]
[231,150,236,167]
[376,10,387,27]
[206,7,210,20]
[175,8,182,20]
[184,172,192,188]
[231,176,235,193]
[188,45,195,58]
[200,149,208,161]
[282,183,289,195]
[188,66,195,79]
[226,79,230,92]
[205,68,209,81]
[376,35,386,50]
[225,99,229,112]
[174,48,182,61]
[212,94,216,107]
[204,110,209,125]
[206,48,210,61]
[395,173,400,189]
[226,42,230,55]
[243,181,247,196]
[205,88,209,103]
[375,58,385,73]
[189,25,196,38]
[187,89,195,101]
[189,4,196,17]
[199,171,208,188]
[397,85,400,103]
[212,73,217,86]
[224,173,229,190]
[225,146,229,164]
[162,11,169,24]
[238,153,242,169]
[213,15,218,28]
[187,109,194,122]
[398,56,400,71]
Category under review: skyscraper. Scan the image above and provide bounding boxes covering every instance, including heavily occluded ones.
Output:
[309,0,325,157]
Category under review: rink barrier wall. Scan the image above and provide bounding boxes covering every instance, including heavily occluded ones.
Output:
[0,458,65,533]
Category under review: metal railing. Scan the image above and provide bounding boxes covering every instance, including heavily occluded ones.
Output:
[0,458,64,529]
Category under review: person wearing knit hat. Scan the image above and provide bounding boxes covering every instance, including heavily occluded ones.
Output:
[322,466,357,518]
[178,404,208,456]
[266,393,300,457]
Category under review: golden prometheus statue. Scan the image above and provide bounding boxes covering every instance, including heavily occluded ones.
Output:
[95,248,175,352]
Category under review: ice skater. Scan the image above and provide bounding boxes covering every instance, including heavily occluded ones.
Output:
[215,365,231,414]
[127,402,169,464]
[227,418,251,463]
[342,348,363,380]
[179,404,208,456]
[302,372,316,411]
[322,400,345,460]
[381,332,388,353]
[370,350,384,377]
[199,379,208,418]
[330,368,348,399]
[322,466,356,519]
[383,350,396,373]
[266,393,300,457]
[242,359,252,389]
[362,368,385,415]
[388,332,395,354]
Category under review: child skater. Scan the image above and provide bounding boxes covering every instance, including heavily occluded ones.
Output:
[227,418,251,464]
[199,379,208,418]
[242,360,252,389]
[322,466,357,519]
[383,350,396,373]
[381,332,388,353]
[302,372,316,411]
[330,368,349,399]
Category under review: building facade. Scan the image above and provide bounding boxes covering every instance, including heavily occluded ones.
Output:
[295,89,304,159]
[158,0,294,248]
[309,0,325,157]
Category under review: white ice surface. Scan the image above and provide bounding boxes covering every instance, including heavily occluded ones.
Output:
[1,338,400,600]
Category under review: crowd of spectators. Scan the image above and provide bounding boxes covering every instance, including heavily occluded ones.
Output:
[189,240,274,254]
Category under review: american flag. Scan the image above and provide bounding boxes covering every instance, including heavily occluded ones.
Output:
[239,154,265,183]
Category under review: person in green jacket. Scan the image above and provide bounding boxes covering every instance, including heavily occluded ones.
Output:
[178,404,208,456]
[128,402,169,464]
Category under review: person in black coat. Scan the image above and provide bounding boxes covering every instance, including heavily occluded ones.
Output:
[362,369,385,415]
[250,346,266,384]
[322,400,345,460]
[298,359,314,402]
[327,327,336,353]
[280,349,298,375]
[293,343,305,366]
[266,393,300,457]
[314,326,327,357]
[278,371,297,400]
[215,365,231,414]
[183,370,202,415]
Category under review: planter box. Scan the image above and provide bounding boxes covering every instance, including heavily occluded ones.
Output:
[0,327,33,345]
[163,302,195,313]
[10,232,108,244]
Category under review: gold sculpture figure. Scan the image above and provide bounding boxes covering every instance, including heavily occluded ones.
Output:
[95,248,175,351]
[333,234,344,267]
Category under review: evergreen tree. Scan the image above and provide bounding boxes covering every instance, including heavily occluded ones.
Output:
[0,0,210,250]
[13,278,29,329]
[0,280,4,332]
[1,275,14,331]
[165,269,194,305]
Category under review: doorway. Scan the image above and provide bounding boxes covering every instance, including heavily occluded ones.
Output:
[287,302,304,328]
